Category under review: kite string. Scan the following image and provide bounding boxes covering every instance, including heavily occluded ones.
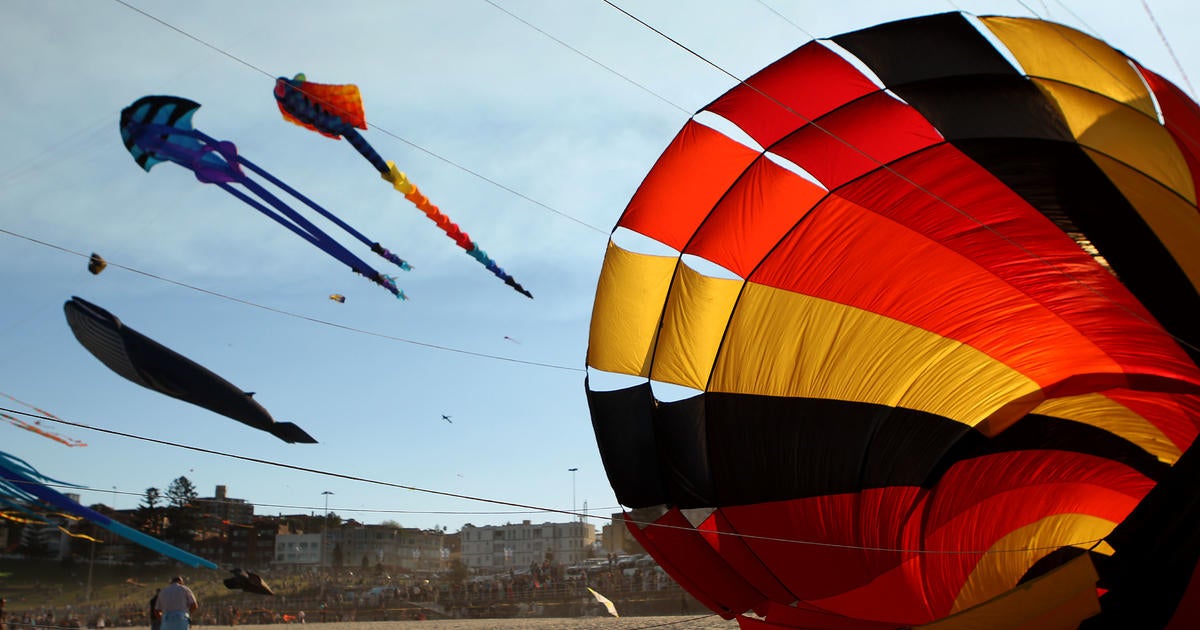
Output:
[108,0,607,236]
[1139,0,1197,99]
[111,0,1200,366]
[0,227,582,372]
[0,404,1107,557]
[483,0,692,116]
[20,480,616,517]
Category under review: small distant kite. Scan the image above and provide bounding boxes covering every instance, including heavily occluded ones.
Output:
[0,392,86,447]
[0,450,216,568]
[274,74,532,299]
[442,414,452,424]
[87,253,107,275]
[503,336,521,344]
[587,587,619,617]
[120,95,410,300]
[329,293,346,303]
[224,568,275,595]
[63,296,317,444]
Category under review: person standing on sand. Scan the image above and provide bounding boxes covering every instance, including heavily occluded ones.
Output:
[155,577,198,630]
[149,589,162,630]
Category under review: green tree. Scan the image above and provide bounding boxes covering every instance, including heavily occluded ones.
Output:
[165,476,198,507]
[164,476,201,546]
[131,487,167,562]
[134,487,164,535]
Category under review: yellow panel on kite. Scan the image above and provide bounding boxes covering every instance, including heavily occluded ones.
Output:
[1086,149,1200,291]
[981,16,1155,118]
[1033,80,1195,205]
[950,514,1115,615]
[710,282,1041,428]
[650,262,744,391]
[587,242,678,377]
[917,553,1100,629]
[1031,393,1182,464]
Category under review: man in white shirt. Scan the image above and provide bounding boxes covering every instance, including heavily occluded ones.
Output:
[155,576,198,630]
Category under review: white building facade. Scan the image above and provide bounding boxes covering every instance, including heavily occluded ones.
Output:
[274,532,321,565]
[459,520,596,570]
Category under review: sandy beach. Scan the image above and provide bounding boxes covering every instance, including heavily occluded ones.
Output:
[226,617,740,630]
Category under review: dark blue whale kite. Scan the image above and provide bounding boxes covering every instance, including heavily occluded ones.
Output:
[64,296,317,444]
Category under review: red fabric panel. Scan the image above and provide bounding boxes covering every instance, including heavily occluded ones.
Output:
[698,509,798,606]
[617,120,759,251]
[1137,64,1200,204]
[719,489,924,602]
[708,453,1150,625]
[624,511,734,614]
[1165,558,1200,630]
[749,189,1124,390]
[918,451,1151,615]
[627,508,768,616]
[922,450,1151,535]
[771,91,943,190]
[1103,390,1200,455]
[686,156,828,277]
[752,143,1200,393]
[705,42,879,149]
[808,555,933,626]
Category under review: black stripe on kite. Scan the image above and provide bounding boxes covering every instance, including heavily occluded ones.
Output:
[589,383,1168,508]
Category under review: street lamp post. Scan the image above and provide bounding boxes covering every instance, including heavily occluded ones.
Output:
[107,486,118,563]
[568,468,578,523]
[85,537,95,601]
[321,491,334,567]
[319,491,333,601]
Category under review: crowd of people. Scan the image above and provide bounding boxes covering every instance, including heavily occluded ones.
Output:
[2,556,688,627]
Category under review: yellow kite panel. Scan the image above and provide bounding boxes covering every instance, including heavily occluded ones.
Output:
[982,16,1154,117]
[710,283,1040,428]
[587,241,677,377]
[650,262,744,390]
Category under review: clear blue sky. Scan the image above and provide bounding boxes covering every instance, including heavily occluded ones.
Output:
[1,0,1196,535]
